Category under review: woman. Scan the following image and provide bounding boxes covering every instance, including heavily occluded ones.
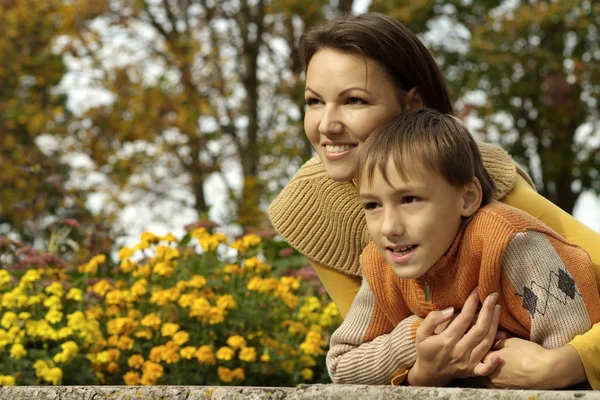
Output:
[269,13,600,388]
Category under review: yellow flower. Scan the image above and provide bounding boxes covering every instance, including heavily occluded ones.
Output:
[107,361,120,374]
[119,247,135,261]
[27,295,41,306]
[223,264,241,274]
[117,336,135,350]
[123,371,141,385]
[20,269,41,285]
[43,295,62,310]
[239,347,257,362]
[54,341,78,364]
[85,306,104,320]
[226,335,247,350]
[299,330,325,356]
[45,308,63,325]
[141,313,161,330]
[260,353,270,362]
[195,345,216,365]
[1,312,18,329]
[128,354,144,369]
[18,312,31,320]
[179,346,196,360]
[216,346,235,361]
[0,375,16,386]
[161,233,178,242]
[188,275,207,288]
[301,368,314,381]
[77,254,106,275]
[131,279,148,297]
[189,297,211,318]
[0,270,11,286]
[152,261,175,277]
[134,328,153,340]
[45,367,63,385]
[105,289,126,306]
[141,361,164,385]
[66,288,83,301]
[232,367,245,380]
[10,343,27,360]
[217,367,235,383]
[44,282,65,297]
[172,331,190,346]
[140,231,160,248]
[161,323,180,337]
[91,280,113,297]
[216,295,237,310]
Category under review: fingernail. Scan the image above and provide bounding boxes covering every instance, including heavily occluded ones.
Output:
[441,307,454,318]
[490,292,499,302]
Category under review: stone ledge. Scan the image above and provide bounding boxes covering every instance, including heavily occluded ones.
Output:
[0,384,597,399]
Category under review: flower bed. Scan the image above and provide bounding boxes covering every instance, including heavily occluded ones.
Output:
[0,227,341,386]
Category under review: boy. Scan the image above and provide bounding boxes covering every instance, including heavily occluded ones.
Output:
[327,108,600,386]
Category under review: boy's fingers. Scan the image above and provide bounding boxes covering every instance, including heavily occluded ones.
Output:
[417,307,455,343]
[460,294,499,352]
[442,287,479,342]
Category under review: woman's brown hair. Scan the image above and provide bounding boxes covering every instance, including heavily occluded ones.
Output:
[300,13,453,114]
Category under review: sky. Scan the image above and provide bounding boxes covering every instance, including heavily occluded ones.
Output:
[55,0,600,247]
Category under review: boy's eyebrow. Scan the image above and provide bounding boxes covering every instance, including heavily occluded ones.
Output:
[360,186,424,199]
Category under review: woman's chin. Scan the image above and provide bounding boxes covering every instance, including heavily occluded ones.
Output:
[320,160,356,182]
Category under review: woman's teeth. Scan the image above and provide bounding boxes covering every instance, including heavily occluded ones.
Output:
[325,144,354,153]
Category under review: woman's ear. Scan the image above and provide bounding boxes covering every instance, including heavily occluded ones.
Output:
[405,87,424,110]
[461,178,483,217]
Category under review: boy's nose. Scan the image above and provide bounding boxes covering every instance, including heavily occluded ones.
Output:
[380,212,405,239]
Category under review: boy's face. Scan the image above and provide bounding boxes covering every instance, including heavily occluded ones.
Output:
[359,158,474,279]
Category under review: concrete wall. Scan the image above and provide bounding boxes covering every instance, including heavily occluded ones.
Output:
[0,385,598,400]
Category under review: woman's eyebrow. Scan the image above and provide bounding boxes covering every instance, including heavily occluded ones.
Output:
[339,87,371,96]
[304,87,320,97]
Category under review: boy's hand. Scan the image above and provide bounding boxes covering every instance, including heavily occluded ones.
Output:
[407,287,502,386]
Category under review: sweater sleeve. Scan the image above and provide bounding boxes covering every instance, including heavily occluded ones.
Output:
[326,275,419,384]
[498,230,600,349]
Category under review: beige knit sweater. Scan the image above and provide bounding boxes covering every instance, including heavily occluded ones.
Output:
[268,142,535,276]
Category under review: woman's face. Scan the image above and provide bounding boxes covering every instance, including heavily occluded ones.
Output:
[304,49,404,182]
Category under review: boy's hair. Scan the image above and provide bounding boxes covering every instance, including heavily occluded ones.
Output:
[356,108,496,205]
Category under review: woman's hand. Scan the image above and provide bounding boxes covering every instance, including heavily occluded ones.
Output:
[486,338,586,389]
[407,287,502,386]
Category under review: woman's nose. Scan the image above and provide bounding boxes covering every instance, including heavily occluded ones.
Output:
[318,106,344,135]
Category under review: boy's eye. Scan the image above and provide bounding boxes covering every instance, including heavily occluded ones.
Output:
[403,196,420,204]
[362,202,379,211]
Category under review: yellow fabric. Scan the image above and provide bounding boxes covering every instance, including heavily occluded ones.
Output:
[309,259,361,319]
[503,176,600,389]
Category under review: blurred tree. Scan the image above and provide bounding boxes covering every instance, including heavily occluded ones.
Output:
[0,0,114,257]
[371,0,600,214]
[62,0,354,229]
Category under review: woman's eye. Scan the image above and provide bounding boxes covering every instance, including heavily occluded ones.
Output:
[305,98,322,106]
[347,97,367,105]
[363,202,379,211]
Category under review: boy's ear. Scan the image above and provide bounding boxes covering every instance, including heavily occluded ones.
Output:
[461,178,483,217]
[405,87,424,110]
